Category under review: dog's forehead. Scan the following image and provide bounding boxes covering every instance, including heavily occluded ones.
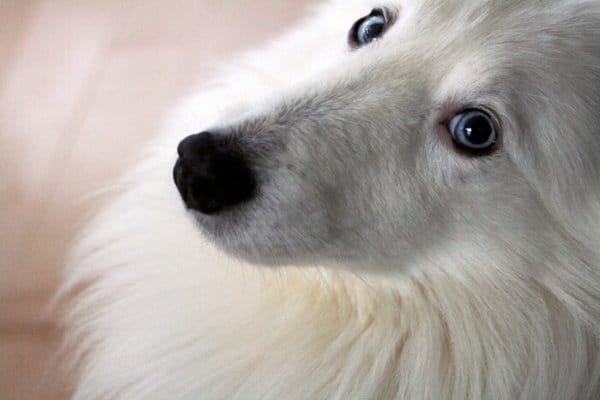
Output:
[331,0,573,50]
[337,0,549,17]
[381,0,595,95]
[338,0,584,35]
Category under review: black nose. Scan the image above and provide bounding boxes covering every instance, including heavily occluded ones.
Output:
[173,132,256,214]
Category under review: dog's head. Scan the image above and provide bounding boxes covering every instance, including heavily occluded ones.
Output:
[173,0,600,270]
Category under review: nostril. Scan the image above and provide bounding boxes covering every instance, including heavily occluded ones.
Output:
[173,131,256,214]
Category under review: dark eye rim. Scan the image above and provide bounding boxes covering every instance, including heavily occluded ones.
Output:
[348,8,392,49]
[446,108,502,155]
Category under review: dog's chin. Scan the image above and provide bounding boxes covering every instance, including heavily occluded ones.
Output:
[186,206,307,268]
[190,212,399,272]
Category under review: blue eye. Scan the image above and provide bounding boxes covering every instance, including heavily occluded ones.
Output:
[350,9,389,48]
[449,110,497,151]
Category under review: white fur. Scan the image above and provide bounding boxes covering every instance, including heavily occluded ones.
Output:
[64,0,600,398]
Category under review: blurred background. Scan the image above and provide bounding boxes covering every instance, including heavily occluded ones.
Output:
[0,1,315,398]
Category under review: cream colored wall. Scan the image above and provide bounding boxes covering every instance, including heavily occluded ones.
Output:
[0,1,315,398]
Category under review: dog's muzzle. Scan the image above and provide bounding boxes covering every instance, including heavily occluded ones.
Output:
[173,132,256,214]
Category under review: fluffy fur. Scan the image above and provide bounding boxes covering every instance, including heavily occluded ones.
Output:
[64,0,600,398]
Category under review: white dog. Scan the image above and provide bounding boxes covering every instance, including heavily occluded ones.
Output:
[64,0,600,398]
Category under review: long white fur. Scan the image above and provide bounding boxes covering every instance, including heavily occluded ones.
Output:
[64,0,600,398]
